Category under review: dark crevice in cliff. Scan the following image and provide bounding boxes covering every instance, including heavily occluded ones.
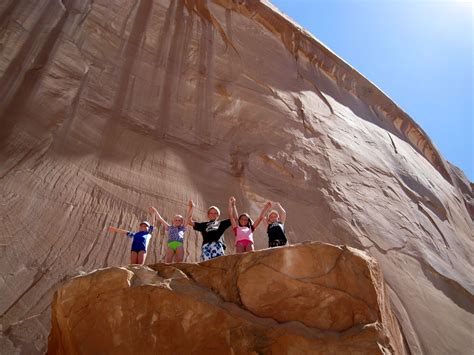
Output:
[185,0,240,57]
[155,0,187,136]
[0,0,68,145]
[387,132,398,154]
[0,0,17,30]
[420,261,474,314]
[99,0,153,159]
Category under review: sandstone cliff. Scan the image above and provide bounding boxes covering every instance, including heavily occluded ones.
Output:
[48,243,406,354]
[0,0,472,354]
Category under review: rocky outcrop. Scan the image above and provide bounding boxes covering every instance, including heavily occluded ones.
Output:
[48,243,406,354]
[0,0,472,354]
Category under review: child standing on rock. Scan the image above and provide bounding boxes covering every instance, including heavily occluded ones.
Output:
[108,220,154,264]
[264,202,288,248]
[229,196,270,253]
[149,200,193,263]
[189,200,232,261]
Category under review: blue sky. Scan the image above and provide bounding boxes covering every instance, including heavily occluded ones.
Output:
[271,0,473,181]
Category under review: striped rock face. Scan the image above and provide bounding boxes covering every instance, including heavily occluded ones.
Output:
[47,243,406,355]
[0,0,472,354]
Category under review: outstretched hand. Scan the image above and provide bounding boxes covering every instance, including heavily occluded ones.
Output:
[229,196,236,206]
[108,226,118,233]
[188,200,195,208]
[149,206,158,214]
[265,201,272,209]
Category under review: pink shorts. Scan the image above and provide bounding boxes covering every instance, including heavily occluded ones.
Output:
[236,239,253,248]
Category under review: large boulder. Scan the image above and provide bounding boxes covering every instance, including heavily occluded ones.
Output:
[47,243,406,354]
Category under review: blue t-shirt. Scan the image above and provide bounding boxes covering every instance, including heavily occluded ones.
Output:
[127,226,154,251]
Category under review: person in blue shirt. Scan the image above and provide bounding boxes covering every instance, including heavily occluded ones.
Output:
[108,221,154,264]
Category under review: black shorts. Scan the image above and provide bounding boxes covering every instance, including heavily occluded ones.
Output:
[131,249,146,253]
[269,239,287,248]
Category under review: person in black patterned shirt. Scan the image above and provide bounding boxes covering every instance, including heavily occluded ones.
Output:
[189,201,232,261]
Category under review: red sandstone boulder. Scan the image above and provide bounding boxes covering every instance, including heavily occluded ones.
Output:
[47,243,406,354]
[0,1,472,354]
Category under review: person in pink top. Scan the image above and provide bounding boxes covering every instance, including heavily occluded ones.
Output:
[228,196,271,253]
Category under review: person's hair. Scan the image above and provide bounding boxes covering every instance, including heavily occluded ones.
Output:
[173,214,184,226]
[140,221,151,231]
[238,213,253,229]
[268,210,279,220]
[207,206,220,217]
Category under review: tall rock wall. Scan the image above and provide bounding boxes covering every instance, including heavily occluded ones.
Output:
[0,0,472,354]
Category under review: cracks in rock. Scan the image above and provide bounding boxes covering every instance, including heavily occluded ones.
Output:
[184,0,240,58]
[0,136,52,180]
[76,0,95,28]
[103,210,124,267]
[294,96,316,137]
[252,255,378,314]
[0,268,47,318]
[53,62,90,148]
[241,71,326,140]
[239,73,277,98]
[387,132,398,154]
[0,0,70,144]
[303,62,335,115]
[0,0,17,30]
[155,0,189,137]
[99,0,153,158]
[118,0,139,45]
[0,146,36,180]
[420,261,474,314]
[364,233,408,255]
[396,174,449,225]
[417,203,450,249]
[154,260,380,338]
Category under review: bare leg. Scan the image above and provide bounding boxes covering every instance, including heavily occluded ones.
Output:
[245,243,255,252]
[130,251,138,264]
[236,243,245,253]
[175,246,184,262]
[165,248,174,263]
[137,251,147,264]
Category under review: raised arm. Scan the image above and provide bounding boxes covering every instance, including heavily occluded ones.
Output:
[253,201,272,229]
[149,207,170,229]
[232,198,239,223]
[108,226,130,235]
[187,200,196,227]
[229,196,237,228]
[185,200,194,227]
[276,202,286,224]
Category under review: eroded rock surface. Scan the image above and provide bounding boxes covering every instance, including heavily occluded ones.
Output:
[0,0,472,354]
[48,243,406,355]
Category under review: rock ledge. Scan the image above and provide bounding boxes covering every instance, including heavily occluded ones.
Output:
[48,242,406,354]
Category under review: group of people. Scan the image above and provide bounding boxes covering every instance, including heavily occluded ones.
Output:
[108,197,288,264]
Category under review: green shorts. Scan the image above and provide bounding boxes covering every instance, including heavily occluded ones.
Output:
[168,241,183,251]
